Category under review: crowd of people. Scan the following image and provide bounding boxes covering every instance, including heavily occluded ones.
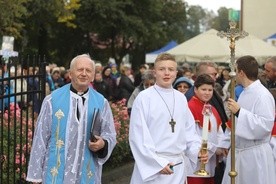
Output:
[2,52,274,183]
[0,63,43,114]
[128,54,276,184]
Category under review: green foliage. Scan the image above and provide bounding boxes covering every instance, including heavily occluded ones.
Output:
[57,0,81,28]
[212,7,233,32]
[76,0,187,66]
[0,0,231,67]
[18,0,81,59]
[186,5,206,37]
[0,0,30,38]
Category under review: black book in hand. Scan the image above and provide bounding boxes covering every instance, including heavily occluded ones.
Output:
[90,108,102,142]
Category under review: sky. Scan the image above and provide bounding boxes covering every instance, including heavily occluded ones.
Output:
[185,0,240,12]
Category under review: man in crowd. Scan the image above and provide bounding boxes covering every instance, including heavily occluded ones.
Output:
[262,56,276,175]
[260,56,276,102]
[127,70,155,114]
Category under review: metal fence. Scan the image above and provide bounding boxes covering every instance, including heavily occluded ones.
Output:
[0,55,46,183]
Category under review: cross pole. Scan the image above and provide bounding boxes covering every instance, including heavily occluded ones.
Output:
[217,21,248,184]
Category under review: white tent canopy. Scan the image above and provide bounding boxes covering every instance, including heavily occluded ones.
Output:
[167,29,276,64]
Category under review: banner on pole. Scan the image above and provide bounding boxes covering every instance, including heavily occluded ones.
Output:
[228,9,240,22]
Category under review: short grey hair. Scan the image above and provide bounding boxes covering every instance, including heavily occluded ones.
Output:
[70,54,95,70]
[195,61,218,76]
[141,70,155,81]
[267,56,276,71]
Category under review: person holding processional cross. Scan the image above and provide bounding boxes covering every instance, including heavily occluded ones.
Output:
[222,55,275,184]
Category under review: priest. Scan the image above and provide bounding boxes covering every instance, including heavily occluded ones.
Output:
[26,54,116,184]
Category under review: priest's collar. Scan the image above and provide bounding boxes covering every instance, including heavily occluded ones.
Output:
[70,85,89,96]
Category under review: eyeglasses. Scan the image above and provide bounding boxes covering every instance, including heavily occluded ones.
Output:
[177,84,190,89]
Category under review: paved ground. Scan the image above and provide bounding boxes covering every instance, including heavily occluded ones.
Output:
[102,162,134,184]
[103,174,131,184]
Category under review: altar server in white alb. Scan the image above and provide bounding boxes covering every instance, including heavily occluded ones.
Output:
[26,54,116,184]
[129,53,208,184]
[222,55,276,184]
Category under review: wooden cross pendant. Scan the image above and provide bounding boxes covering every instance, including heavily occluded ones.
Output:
[169,119,176,133]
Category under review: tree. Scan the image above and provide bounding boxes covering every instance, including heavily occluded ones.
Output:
[76,0,187,67]
[19,0,80,62]
[211,7,230,32]
[1,0,188,67]
[200,10,216,32]
[3,0,228,68]
[0,0,29,39]
[58,0,81,28]
[185,5,206,39]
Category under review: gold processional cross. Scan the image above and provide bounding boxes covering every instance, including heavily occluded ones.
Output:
[217,21,248,184]
[217,21,248,75]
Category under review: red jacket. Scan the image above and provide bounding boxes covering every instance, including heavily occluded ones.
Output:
[188,96,222,132]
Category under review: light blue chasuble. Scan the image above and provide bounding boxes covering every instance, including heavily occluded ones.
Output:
[45,84,104,184]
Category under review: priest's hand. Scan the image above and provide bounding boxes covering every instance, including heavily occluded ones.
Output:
[89,135,105,152]
[159,163,174,175]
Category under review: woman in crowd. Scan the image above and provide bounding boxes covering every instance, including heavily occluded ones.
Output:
[117,65,135,102]
[173,76,193,95]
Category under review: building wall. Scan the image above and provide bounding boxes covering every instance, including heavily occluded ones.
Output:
[242,0,276,39]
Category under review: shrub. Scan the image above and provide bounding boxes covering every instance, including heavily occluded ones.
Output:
[104,99,133,170]
[1,103,33,183]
